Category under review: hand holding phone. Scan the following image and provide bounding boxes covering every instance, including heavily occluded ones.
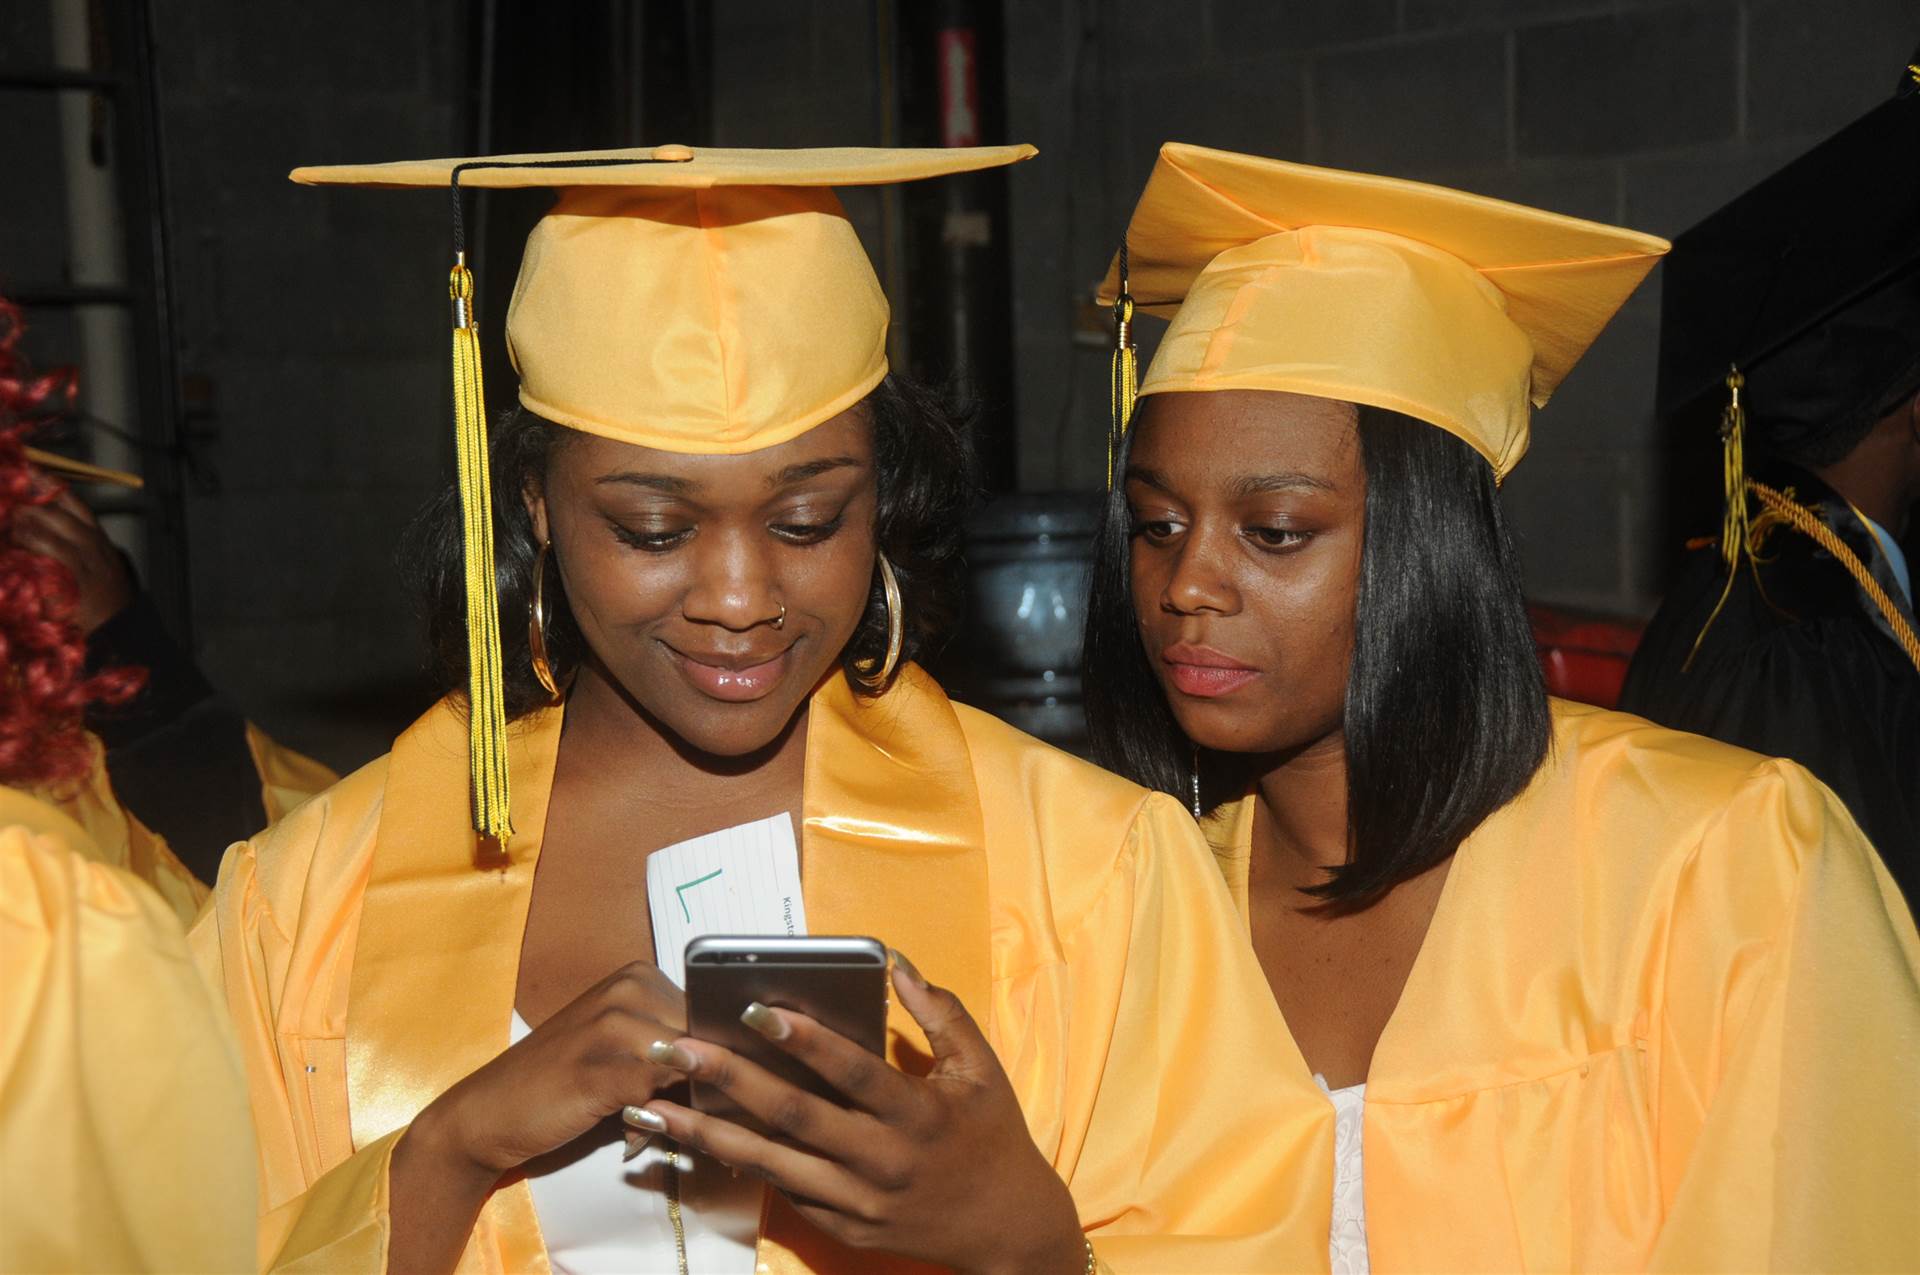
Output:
[635,948,1088,1275]
[682,935,889,1127]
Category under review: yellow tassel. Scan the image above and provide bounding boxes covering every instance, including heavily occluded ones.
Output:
[451,257,513,840]
[1108,293,1137,489]
[1684,367,1752,672]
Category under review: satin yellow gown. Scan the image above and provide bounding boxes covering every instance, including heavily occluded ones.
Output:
[0,787,257,1273]
[192,665,1334,1274]
[1205,699,1920,1272]
[21,736,208,928]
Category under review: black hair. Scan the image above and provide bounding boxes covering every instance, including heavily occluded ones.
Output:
[1084,402,1551,909]
[404,373,976,720]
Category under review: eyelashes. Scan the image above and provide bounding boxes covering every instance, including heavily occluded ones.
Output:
[1127,515,1314,553]
[771,513,846,545]
[611,525,693,552]
[608,513,848,553]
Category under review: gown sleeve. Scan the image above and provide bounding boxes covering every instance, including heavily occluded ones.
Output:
[190,837,403,1274]
[1646,760,1920,1272]
[1055,792,1331,1273]
[0,822,257,1274]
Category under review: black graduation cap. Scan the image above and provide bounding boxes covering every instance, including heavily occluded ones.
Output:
[1657,55,1920,457]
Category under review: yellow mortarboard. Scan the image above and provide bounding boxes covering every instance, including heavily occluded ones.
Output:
[295,144,1035,839]
[1097,143,1668,479]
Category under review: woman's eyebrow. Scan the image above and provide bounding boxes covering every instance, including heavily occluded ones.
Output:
[595,471,697,495]
[1124,465,1173,492]
[768,456,864,487]
[1232,471,1336,497]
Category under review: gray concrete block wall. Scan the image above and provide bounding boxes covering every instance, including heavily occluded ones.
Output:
[26,0,1907,769]
[153,0,464,769]
[1004,0,1917,617]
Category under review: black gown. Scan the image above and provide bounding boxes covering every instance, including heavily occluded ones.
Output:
[1621,465,1918,910]
[83,587,271,884]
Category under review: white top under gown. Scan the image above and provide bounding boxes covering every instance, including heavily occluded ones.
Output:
[1315,1074,1369,1275]
[510,1010,761,1275]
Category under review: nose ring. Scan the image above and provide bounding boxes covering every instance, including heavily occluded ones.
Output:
[772,604,787,630]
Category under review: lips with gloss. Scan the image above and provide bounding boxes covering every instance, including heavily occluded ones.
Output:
[669,645,793,702]
[1160,643,1261,698]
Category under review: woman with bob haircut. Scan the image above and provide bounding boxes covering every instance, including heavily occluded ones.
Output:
[193,146,1329,1275]
[1084,143,1920,1272]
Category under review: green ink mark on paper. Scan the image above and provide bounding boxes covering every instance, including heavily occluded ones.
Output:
[675,868,724,923]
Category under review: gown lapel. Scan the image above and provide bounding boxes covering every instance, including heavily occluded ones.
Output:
[757,666,990,1275]
[347,698,563,1273]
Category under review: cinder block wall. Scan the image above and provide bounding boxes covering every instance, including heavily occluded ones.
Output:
[154,0,464,768]
[116,0,1917,767]
[1006,0,1916,615]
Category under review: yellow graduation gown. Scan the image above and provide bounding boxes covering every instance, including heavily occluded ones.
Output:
[21,733,207,928]
[0,787,256,1273]
[245,720,342,826]
[1205,698,1920,1273]
[192,665,1333,1274]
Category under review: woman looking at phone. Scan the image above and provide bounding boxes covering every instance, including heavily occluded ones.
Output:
[193,146,1328,1275]
[1084,144,1920,1271]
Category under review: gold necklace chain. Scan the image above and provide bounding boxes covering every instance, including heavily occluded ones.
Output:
[664,1148,690,1275]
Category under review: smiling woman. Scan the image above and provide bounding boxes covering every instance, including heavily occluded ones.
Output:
[191,145,1330,1275]
[408,373,969,735]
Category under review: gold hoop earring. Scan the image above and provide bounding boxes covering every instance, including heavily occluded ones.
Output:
[852,552,904,691]
[529,541,561,703]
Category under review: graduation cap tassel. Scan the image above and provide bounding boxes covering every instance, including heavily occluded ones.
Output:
[1108,241,1138,489]
[1684,367,1753,672]
[450,252,514,841]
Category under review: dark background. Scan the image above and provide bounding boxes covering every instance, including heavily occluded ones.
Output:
[3,0,1913,769]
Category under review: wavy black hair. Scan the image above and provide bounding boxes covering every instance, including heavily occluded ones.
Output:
[1084,402,1551,909]
[405,373,976,720]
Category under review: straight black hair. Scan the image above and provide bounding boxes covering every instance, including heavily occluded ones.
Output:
[404,373,976,721]
[1084,403,1551,908]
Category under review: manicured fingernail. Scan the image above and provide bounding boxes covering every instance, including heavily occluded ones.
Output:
[740,1001,790,1040]
[647,1040,695,1071]
[622,1130,653,1161]
[623,1105,668,1133]
[891,948,927,988]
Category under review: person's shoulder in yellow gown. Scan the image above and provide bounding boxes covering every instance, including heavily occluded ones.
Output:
[0,787,256,1274]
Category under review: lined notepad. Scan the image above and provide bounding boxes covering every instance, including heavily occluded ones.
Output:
[646,813,809,988]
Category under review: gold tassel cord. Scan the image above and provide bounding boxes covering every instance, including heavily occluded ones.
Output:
[1684,365,1920,677]
[1747,479,1920,674]
[451,257,514,840]
[1684,367,1755,672]
[1108,293,1137,489]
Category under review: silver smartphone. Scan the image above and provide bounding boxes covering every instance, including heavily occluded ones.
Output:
[683,935,890,1123]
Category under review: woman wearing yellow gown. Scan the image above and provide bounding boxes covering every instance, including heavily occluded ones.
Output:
[1083,143,1920,1271]
[193,146,1330,1274]
[0,403,254,1271]
[0,320,204,926]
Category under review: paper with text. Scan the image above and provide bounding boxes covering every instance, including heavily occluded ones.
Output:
[646,813,808,987]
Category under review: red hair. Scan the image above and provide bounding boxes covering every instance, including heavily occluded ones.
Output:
[0,298,144,788]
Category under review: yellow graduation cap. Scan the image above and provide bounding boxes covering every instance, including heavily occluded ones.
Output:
[1097,143,1668,479]
[295,144,1036,838]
